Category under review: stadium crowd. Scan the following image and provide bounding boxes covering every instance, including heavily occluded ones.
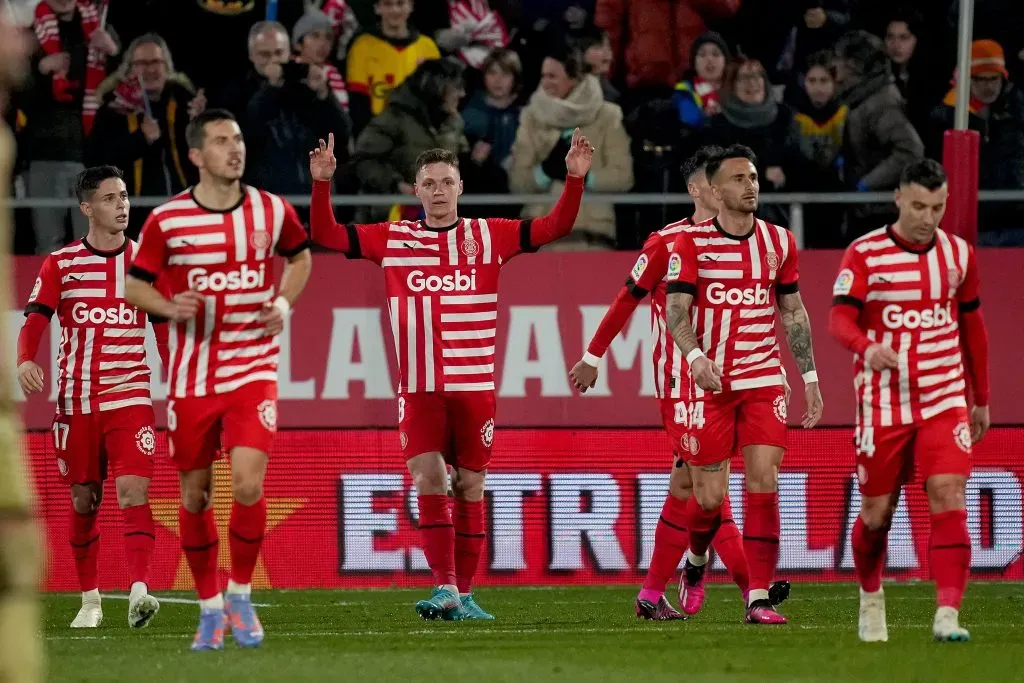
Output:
[5,0,1024,254]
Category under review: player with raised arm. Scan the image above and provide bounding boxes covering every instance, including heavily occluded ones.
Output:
[309,131,592,621]
[125,109,313,651]
[18,166,165,630]
[664,145,824,625]
[570,147,790,620]
[828,160,989,643]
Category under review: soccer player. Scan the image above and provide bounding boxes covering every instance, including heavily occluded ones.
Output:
[18,166,165,629]
[309,130,592,620]
[828,159,989,643]
[126,109,313,651]
[0,9,41,681]
[664,145,824,624]
[570,147,790,620]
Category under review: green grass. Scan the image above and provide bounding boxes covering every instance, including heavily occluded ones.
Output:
[45,583,1024,682]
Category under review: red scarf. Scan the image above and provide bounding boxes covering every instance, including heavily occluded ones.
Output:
[447,0,508,69]
[33,0,108,135]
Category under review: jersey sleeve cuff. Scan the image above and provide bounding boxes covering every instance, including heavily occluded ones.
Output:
[128,265,158,283]
[959,298,981,313]
[24,302,54,319]
[277,239,312,258]
[518,219,537,254]
[777,281,799,295]
[624,277,649,299]
[666,281,696,295]
[581,352,601,367]
[832,294,863,310]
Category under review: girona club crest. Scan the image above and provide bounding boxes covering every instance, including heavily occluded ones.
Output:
[480,419,494,448]
[56,457,68,477]
[765,252,780,271]
[250,230,271,251]
[135,426,156,456]
[461,238,480,258]
[257,399,278,432]
[400,432,409,450]
[953,422,972,453]
[772,395,788,423]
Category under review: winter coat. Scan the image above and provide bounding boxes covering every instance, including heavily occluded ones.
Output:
[509,75,633,245]
[352,79,468,221]
[595,0,740,90]
[461,90,521,167]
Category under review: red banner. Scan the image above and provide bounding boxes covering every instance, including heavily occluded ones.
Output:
[29,428,1024,591]
[10,250,1024,430]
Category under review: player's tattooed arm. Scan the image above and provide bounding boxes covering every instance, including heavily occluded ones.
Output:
[666,292,699,356]
[778,291,817,375]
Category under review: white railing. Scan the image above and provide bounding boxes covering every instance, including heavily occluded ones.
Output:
[9,190,1024,249]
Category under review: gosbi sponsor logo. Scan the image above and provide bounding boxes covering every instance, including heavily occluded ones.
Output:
[187,264,266,292]
[71,302,139,325]
[706,282,770,306]
[407,269,477,293]
[882,303,953,330]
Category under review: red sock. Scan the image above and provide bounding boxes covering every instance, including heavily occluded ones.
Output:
[229,498,266,585]
[121,504,155,587]
[179,506,220,600]
[743,491,780,593]
[454,498,486,594]
[418,494,456,586]
[69,509,100,593]
[642,494,689,593]
[712,497,749,595]
[929,509,971,609]
[685,494,722,557]
[852,516,888,593]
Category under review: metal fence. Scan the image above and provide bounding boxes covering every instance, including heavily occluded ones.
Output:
[10,190,1024,249]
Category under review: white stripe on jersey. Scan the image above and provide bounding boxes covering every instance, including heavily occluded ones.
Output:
[160,213,224,230]
[423,297,435,392]
[383,257,441,267]
[168,233,226,248]
[61,288,106,299]
[169,253,227,265]
[479,219,493,264]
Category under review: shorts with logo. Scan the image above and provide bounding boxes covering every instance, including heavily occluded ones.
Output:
[676,385,788,466]
[855,407,971,497]
[399,391,496,472]
[51,405,156,486]
[167,380,277,471]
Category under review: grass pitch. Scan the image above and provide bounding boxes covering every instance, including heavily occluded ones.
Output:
[45,582,1024,682]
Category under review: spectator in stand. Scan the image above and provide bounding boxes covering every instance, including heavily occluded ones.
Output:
[928,40,1024,246]
[346,0,440,137]
[245,38,351,201]
[883,10,946,135]
[88,33,204,235]
[22,0,118,254]
[293,10,349,113]
[576,29,619,103]
[789,51,848,247]
[705,56,805,226]
[596,0,740,113]
[436,0,509,72]
[323,0,361,61]
[352,58,467,222]
[214,21,289,122]
[833,30,924,237]
[790,2,851,81]
[461,48,522,206]
[510,47,632,249]
[672,31,729,127]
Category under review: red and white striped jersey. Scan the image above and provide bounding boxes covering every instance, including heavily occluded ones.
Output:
[666,218,799,395]
[25,239,152,415]
[620,219,692,400]
[130,187,310,399]
[343,217,531,393]
[833,225,979,426]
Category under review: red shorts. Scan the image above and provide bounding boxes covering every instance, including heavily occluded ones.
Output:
[855,408,972,497]
[673,386,788,466]
[659,399,688,463]
[167,381,277,472]
[51,405,156,486]
[399,391,496,472]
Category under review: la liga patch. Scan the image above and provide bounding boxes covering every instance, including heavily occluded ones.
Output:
[833,268,855,296]
[667,253,682,280]
[631,254,649,281]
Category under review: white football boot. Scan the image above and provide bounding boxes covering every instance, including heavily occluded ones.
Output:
[858,588,888,643]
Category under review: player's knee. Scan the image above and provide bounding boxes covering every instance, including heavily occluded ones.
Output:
[115,478,149,509]
[859,501,895,530]
[180,487,210,513]
[232,478,263,506]
[452,469,486,501]
[70,485,100,515]
[694,485,726,511]
[745,465,778,493]
[927,478,966,512]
